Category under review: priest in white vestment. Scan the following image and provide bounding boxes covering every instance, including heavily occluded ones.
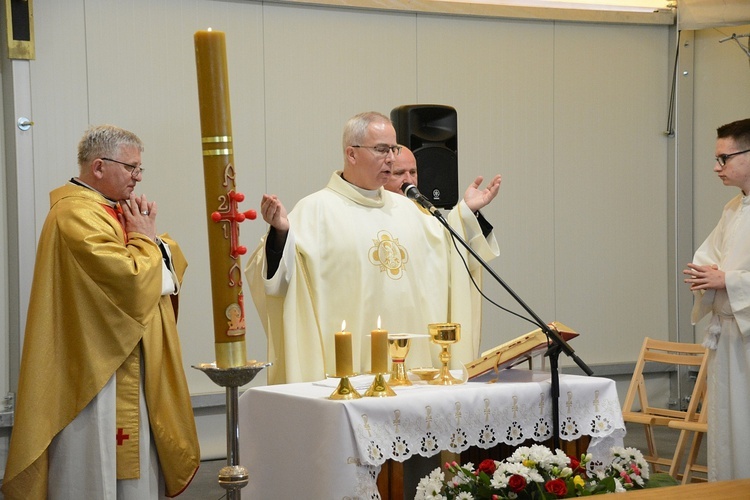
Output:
[684,118,750,481]
[246,111,501,385]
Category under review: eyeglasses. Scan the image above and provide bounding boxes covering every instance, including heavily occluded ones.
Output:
[715,148,750,167]
[352,144,402,156]
[101,157,144,178]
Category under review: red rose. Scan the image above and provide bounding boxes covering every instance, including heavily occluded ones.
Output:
[508,474,527,493]
[568,455,581,472]
[544,478,568,497]
[477,459,497,476]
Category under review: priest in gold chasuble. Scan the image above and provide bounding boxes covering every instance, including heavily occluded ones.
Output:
[2,126,200,499]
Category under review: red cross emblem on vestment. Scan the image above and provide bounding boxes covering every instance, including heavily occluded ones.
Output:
[116,427,130,446]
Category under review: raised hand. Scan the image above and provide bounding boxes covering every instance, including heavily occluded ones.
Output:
[464,174,502,213]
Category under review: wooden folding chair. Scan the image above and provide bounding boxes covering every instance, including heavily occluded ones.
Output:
[667,367,708,483]
[621,337,708,475]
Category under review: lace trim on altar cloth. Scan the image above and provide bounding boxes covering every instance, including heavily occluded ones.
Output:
[336,371,625,500]
[345,456,381,500]
[344,372,625,469]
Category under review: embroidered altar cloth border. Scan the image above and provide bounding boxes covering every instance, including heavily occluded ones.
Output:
[341,369,625,466]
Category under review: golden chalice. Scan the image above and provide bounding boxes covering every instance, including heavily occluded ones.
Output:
[428,323,463,385]
[388,334,413,386]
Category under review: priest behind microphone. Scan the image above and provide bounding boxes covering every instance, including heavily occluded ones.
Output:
[245,111,502,385]
[384,145,498,239]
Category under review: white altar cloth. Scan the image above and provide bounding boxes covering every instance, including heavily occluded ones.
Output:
[238,369,625,499]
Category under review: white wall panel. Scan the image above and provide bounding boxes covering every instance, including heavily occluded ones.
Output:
[261,4,417,206]
[413,18,671,365]
[29,0,89,232]
[553,22,670,366]
[415,16,557,354]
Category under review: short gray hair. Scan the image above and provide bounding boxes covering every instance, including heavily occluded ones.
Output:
[77,125,144,170]
[342,111,391,151]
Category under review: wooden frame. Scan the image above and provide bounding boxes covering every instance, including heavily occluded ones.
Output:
[4,0,35,60]
[265,0,675,25]
[621,337,708,476]
[667,373,708,483]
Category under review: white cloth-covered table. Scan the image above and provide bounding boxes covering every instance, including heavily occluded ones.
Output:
[239,369,625,499]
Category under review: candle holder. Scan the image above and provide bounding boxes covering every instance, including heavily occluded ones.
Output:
[193,360,270,500]
[329,375,363,400]
[388,334,413,386]
[410,367,439,381]
[364,372,396,397]
[428,323,463,385]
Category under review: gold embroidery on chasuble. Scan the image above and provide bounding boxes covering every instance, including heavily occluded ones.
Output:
[101,200,142,479]
[116,345,141,479]
[368,230,408,279]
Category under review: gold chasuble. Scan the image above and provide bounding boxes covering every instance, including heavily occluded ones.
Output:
[2,184,199,499]
[246,171,499,384]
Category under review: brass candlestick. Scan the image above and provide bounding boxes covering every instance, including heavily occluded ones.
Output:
[329,375,362,400]
[429,323,463,385]
[364,372,396,397]
[388,334,413,386]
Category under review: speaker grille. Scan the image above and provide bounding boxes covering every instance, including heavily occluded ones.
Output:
[391,105,459,208]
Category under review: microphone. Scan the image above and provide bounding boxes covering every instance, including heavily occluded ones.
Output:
[400,183,438,215]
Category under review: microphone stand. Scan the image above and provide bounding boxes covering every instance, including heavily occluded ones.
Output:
[425,204,593,450]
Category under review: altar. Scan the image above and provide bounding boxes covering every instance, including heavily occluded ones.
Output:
[238,369,625,499]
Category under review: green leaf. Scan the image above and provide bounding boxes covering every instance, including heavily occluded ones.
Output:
[644,473,680,489]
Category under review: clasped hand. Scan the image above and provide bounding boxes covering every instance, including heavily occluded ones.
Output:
[683,263,725,291]
[119,193,157,241]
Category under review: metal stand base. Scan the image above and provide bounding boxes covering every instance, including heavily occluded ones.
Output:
[193,361,270,499]
[329,375,362,400]
[364,372,396,397]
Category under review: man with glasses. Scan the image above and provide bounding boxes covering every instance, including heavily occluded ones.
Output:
[683,117,750,481]
[2,125,199,499]
[246,111,501,384]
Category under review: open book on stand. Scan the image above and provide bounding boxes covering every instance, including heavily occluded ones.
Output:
[466,321,579,380]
